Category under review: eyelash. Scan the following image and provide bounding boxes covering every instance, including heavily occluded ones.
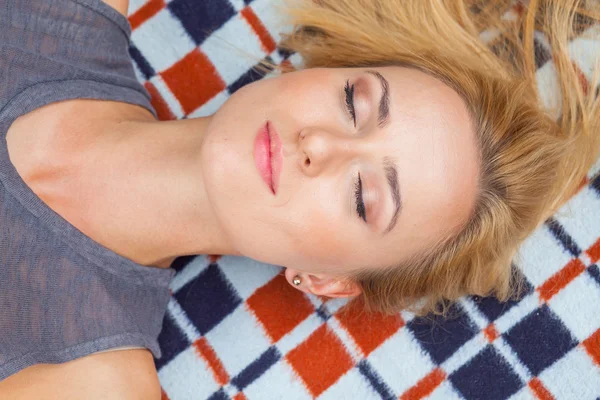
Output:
[344,79,356,127]
[355,173,367,222]
[345,80,365,223]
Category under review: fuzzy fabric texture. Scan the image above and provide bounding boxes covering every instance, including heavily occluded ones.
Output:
[124,0,600,399]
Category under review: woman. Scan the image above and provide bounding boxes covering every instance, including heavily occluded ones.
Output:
[1,0,599,397]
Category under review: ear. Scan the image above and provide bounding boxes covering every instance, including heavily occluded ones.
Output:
[284,268,361,298]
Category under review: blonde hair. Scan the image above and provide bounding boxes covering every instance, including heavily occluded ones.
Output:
[276,0,600,315]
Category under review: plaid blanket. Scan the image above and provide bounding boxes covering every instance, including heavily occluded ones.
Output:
[124,1,600,399]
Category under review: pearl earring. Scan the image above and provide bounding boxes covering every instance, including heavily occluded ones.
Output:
[292,275,302,286]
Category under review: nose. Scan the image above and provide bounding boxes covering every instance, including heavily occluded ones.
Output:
[298,127,357,177]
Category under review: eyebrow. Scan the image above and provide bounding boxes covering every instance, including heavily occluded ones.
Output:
[365,70,390,128]
[383,157,402,235]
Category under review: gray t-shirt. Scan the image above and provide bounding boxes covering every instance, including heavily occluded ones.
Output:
[0,0,176,380]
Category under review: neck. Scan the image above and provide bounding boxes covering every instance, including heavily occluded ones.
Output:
[81,113,239,268]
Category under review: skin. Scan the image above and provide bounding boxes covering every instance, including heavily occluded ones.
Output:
[5,65,479,398]
[202,66,479,295]
[0,348,161,399]
[2,1,478,397]
[9,66,479,297]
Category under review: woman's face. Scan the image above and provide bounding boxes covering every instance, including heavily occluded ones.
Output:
[201,66,479,278]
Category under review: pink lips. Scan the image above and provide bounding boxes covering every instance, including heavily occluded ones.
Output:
[254,121,282,195]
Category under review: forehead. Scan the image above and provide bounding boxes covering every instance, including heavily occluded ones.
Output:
[370,66,479,257]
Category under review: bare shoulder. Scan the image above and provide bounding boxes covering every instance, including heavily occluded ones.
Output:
[7,99,153,183]
[0,348,161,400]
[103,0,129,17]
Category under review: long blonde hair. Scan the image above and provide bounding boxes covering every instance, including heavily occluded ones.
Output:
[276,0,600,315]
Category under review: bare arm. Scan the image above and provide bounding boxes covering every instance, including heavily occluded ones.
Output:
[0,1,161,397]
[0,349,161,400]
[103,0,129,16]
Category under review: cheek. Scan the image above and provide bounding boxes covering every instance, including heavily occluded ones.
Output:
[283,196,359,272]
[271,70,343,126]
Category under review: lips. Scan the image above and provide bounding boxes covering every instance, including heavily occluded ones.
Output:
[254,121,282,195]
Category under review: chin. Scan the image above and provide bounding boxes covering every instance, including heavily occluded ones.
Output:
[199,128,260,247]
[199,79,283,245]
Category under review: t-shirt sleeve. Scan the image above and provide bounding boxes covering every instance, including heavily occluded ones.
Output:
[0,2,171,381]
[0,0,156,119]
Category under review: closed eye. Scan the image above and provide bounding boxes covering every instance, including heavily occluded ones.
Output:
[355,173,366,222]
[344,79,356,127]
